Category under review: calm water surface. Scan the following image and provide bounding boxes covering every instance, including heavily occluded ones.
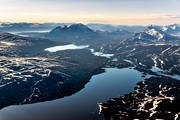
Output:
[0,68,145,120]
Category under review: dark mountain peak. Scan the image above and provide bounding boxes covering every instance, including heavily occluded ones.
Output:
[68,23,94,32]
[51,25,69,31]
[51,26,62,31]
[50,23,94,33]
[48,23,95,39]
[62,25,68,29]
[70,23,87,28]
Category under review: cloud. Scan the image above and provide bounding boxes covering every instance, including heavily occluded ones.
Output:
[165,14,180,19]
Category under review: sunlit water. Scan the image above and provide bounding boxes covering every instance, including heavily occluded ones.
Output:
[0,68,145,120]
[45,45,114,59]
[45,44,89,52]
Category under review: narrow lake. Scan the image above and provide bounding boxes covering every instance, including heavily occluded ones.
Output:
[44,44,114,59]
[45,44,89,52]
[0,68,146,120]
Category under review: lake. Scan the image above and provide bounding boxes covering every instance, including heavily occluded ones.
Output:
[45,45,114,59]
[0,68,146,120]
[45,44,89,52]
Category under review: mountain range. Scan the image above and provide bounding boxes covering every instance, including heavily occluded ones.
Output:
[45,23,132,44]
[0,22,72,32]
[147,24,180,34]
[129,26,180,44]
[1,22,180,35]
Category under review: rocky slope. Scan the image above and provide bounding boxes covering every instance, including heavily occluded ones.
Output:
[99,76,180,120]
[0,32,107,109]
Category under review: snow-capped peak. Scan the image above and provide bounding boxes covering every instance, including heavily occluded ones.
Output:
[158,33,164,40]
[161,24,178,32]
[146,29,164,40]
[171,25,176,30]
[146,29,158,36]
[162,26,168,31]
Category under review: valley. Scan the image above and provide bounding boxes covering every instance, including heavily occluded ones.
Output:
[0,23,180,120]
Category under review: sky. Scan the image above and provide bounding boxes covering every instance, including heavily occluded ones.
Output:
[0,0,180,25]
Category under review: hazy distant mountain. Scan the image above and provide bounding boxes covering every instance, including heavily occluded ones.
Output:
[0,32,57,56]
[0,22,146,34]
[2,22,180,35]
[87,24,146,32]
[0,22,72,32]
[87,24,119,31]
[96,29,132,40]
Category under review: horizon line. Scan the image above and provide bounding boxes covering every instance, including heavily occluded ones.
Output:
[0,21,179,27]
